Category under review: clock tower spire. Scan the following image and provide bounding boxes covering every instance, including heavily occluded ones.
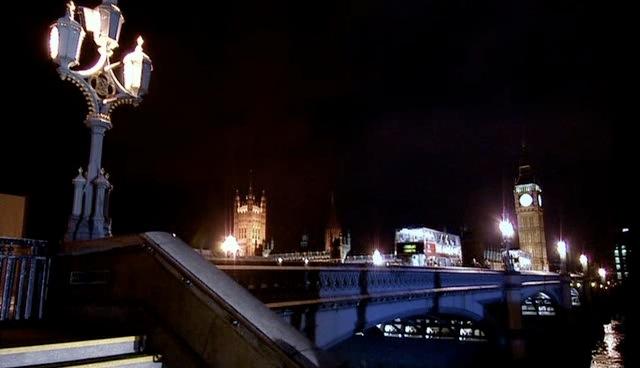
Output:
[514,144,548,271]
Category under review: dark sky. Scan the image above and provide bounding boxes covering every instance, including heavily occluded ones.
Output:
[5,0,632,266]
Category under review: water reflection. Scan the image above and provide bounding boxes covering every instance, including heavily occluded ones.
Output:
[590,321,623,368]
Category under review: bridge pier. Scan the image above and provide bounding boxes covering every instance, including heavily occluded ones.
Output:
[559,272,572,310]
[504,272,525,361]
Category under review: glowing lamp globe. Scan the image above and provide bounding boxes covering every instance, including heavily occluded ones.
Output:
[499,220,515,238]
[372,249,384,266]
[49,2,85,67]
[598,268,606,280]
[556,240,567,260]
[579,254,588,270]
[80,0,124,51]
[221,235,239,255]
[123,37,153,96]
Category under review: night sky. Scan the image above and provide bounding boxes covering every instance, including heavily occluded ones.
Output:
[5,0,631,266]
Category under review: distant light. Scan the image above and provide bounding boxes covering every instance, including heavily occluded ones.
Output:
[576,282,582,288]
[598,268,607,280]
[499,219,515,238]
[304,258,309,266]
[221,235,239,255]
[622,228,629,233]
[590,282,596,288]
[579,254,588,270]
[556,240,567,259]
[171,233,176,237]
[372,249,384,266]
[277,257,283,265]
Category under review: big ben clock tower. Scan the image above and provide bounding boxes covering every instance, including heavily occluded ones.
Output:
[514,145,548,271]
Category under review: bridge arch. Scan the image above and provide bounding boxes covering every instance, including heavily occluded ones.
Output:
[521,286,562,305]
[521,291,558,317]
[312,292,498,349]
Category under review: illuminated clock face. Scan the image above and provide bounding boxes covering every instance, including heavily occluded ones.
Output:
[538,194,542,207]
[519,193,533,207]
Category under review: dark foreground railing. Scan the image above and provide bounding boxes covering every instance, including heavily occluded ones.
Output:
[0,237,49,321]
[49,232,331,368]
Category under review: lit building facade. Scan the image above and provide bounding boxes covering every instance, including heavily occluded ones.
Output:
[514,147,549,271]
[233,185,266,257]
[614,228,632,283]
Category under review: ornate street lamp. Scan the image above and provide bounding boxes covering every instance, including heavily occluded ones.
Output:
[49,1,153,240]
[499,218,516,272]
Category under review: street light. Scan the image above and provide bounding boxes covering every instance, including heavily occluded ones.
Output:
[221,235,240,258]
[49,1,153,241]
[598,268,606,283]
[372,249,384,266]
[556,240,567,273]
[499,219,516,272]
[579,254,588,273]
[499,219,515,239]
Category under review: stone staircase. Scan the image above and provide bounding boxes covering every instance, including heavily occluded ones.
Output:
[0,336,162,368]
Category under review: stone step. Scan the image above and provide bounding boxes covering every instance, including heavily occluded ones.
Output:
[59,355,162,368]
[0,336,154,368]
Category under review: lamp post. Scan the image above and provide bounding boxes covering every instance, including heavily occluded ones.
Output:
[49,1,152,241]
[556,240,567,274]
[578,254,592,306]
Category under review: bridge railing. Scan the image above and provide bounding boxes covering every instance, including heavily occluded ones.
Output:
[215,264,511,304]
[0,237,49,321]
[48,232,331,368]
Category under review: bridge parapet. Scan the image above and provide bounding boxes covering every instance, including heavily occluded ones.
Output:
[213,264,555,306]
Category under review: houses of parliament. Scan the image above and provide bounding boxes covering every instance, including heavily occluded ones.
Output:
[233,183,267,257]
